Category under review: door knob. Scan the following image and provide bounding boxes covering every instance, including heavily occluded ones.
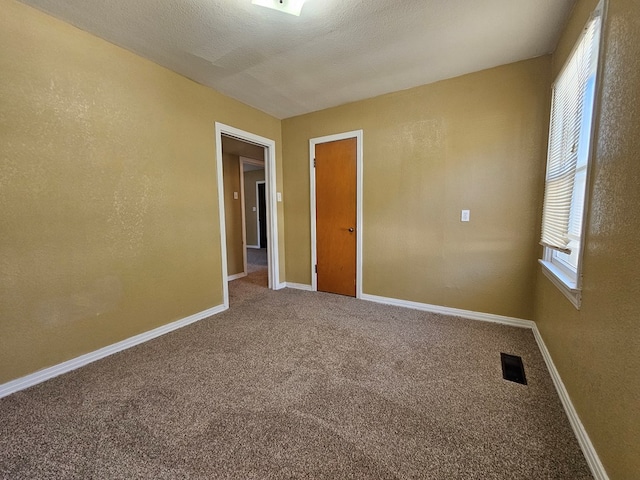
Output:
[348,227,354,232]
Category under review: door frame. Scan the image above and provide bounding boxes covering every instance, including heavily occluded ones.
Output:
[241,158,265,250]
[255,180,266,248]
[309,130,363,298]
[216,122,282,309]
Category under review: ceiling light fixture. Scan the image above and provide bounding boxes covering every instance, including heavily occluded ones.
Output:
[251,0,306,16]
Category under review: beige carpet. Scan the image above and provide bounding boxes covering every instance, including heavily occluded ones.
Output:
[246,248,268,267]
[0,269,591,479]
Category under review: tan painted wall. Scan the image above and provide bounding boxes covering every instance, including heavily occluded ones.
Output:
[223,153,243,276]
[244,169,266,247]
[534,0,640,477]
[5,3,637,475]
[282,57,551,319]
[0,0,284,383]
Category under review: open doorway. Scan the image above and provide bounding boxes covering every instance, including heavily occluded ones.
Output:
[216,123,281,309]
[242,160,267,284]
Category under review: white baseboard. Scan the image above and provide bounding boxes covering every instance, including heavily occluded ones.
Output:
[360,293,535,329]
[246,245,261,249]
[0,304,227,399]
[227,272,247,281]
[532,326,609,480]
[285,282,313,291]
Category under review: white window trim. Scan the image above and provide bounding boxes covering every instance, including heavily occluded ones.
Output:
[539,0,605,310]
[539,259,581,309]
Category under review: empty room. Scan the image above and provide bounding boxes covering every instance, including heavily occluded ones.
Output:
[1,0,638,478]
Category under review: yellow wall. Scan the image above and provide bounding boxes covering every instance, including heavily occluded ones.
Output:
[244,169,266,247]
[4,1,638,474]
[534,0,640,477]
[0,0,283,383]
[223,153,244,276]
[282,57,551,319]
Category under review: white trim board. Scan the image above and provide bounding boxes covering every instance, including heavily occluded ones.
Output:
[360,293,534,328]
[532,325,609,480]
[285,282,313,291]
[309,130,364,298]
[0,304,227,399]
[360,291,608,480]
[227,272,247,281]
[215,122,281,308]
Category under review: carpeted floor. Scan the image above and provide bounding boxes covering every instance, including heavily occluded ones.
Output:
[247,248,268,267]
[0,269,592,479]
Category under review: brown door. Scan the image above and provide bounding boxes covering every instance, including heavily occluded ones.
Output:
[315,137,357,297]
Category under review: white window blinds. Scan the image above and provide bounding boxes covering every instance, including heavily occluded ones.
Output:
[540,14,601,253]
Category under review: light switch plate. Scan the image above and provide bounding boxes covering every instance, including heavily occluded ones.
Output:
[461,209,470,222]
[233,192,238,200]
[277,192,282,202]
[252,206,257,212]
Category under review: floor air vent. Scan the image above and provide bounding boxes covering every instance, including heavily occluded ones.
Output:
[501,353,527,385]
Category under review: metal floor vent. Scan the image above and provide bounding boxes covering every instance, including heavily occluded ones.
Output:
[501,353,527,385]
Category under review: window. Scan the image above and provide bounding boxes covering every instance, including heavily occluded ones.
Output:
[539,4,602,309]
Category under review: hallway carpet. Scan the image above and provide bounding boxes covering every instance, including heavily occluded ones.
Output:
[246,247,267,267]
[0,272,591,479]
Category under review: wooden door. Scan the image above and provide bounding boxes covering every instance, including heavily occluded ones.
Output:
[315,138,357,297]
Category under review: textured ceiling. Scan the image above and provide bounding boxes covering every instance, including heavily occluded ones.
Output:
[18,0,576,119]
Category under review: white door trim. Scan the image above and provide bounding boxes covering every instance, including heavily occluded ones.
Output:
[215,123,281,309]
[255,180,266,248]
[309,130,363,298]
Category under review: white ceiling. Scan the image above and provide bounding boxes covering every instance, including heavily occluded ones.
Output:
[19,0,576,119]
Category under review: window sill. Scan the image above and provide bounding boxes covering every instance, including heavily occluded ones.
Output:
[539,259,582,309]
